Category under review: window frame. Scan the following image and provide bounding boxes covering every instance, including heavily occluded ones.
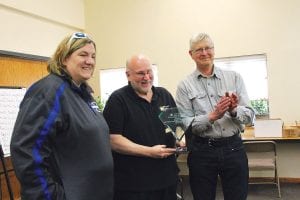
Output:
[99,64,158,103]
[214,54,269,117]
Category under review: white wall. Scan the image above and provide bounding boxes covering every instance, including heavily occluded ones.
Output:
[85,0,300,179]
[85,0,300,125]
[1,0,299,179]
[0,0,85,56]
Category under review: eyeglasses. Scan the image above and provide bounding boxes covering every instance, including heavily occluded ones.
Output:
[67,32,91,46]
[129,70,153,78]
[192,46,214,54]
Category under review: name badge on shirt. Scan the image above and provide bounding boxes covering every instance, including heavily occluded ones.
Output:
[89,101,101,113]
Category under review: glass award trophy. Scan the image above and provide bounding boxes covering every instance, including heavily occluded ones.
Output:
[159,106,188,153]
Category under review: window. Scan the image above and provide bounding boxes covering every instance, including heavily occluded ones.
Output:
[99,65,158,103]
[214,54,269,116]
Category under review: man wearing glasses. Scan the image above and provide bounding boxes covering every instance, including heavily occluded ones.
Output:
[176,33,255,200]
[103,54,182,200]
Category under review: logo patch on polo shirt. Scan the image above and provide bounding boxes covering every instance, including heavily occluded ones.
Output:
[90,101,101,113]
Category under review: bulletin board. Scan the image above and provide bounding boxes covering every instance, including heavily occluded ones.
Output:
[0,87,26,157]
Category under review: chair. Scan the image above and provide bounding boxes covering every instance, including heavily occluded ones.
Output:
[176,177,184,200]
[0,146,14,200]
[243,141,281,198]
[176,153,189,200]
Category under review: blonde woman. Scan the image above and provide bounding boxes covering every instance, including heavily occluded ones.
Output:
[10,32,113,200]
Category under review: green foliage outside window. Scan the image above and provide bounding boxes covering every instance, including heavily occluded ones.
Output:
[250,98,269,116]
[95,96,269,116]
[95,96,106,112]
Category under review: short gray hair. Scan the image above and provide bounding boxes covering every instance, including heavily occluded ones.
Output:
[189,33,214,50]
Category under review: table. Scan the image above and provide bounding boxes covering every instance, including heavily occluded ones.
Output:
[178,126,300,179]
[242,126,300,141]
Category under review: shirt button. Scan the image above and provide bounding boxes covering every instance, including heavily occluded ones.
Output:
[210,94,214,97]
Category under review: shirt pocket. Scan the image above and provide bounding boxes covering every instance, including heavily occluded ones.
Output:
[187,91,208,114]
[216,86,227,98]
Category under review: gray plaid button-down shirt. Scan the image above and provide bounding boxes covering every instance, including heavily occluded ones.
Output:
[176,66,255,138]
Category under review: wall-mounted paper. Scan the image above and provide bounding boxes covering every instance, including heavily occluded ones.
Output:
[0,87,26,156]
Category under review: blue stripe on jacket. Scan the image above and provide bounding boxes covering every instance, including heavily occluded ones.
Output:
[32,82,66,200]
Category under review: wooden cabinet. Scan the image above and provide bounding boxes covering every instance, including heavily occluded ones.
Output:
[0,55,48,200]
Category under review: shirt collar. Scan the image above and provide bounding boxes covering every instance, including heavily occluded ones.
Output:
[127,83,157,102]
[195,65,222,80]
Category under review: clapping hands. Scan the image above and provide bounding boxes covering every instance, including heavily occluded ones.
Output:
[209,92,239,122]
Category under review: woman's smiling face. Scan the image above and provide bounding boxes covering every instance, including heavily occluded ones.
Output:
[63,42,96,85]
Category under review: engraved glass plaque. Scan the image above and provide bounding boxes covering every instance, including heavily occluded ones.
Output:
[159,107,187,153]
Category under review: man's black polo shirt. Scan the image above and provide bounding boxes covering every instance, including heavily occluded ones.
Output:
[103,84,179,191]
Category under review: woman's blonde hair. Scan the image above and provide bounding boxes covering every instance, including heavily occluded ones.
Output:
[47,33,96,75]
